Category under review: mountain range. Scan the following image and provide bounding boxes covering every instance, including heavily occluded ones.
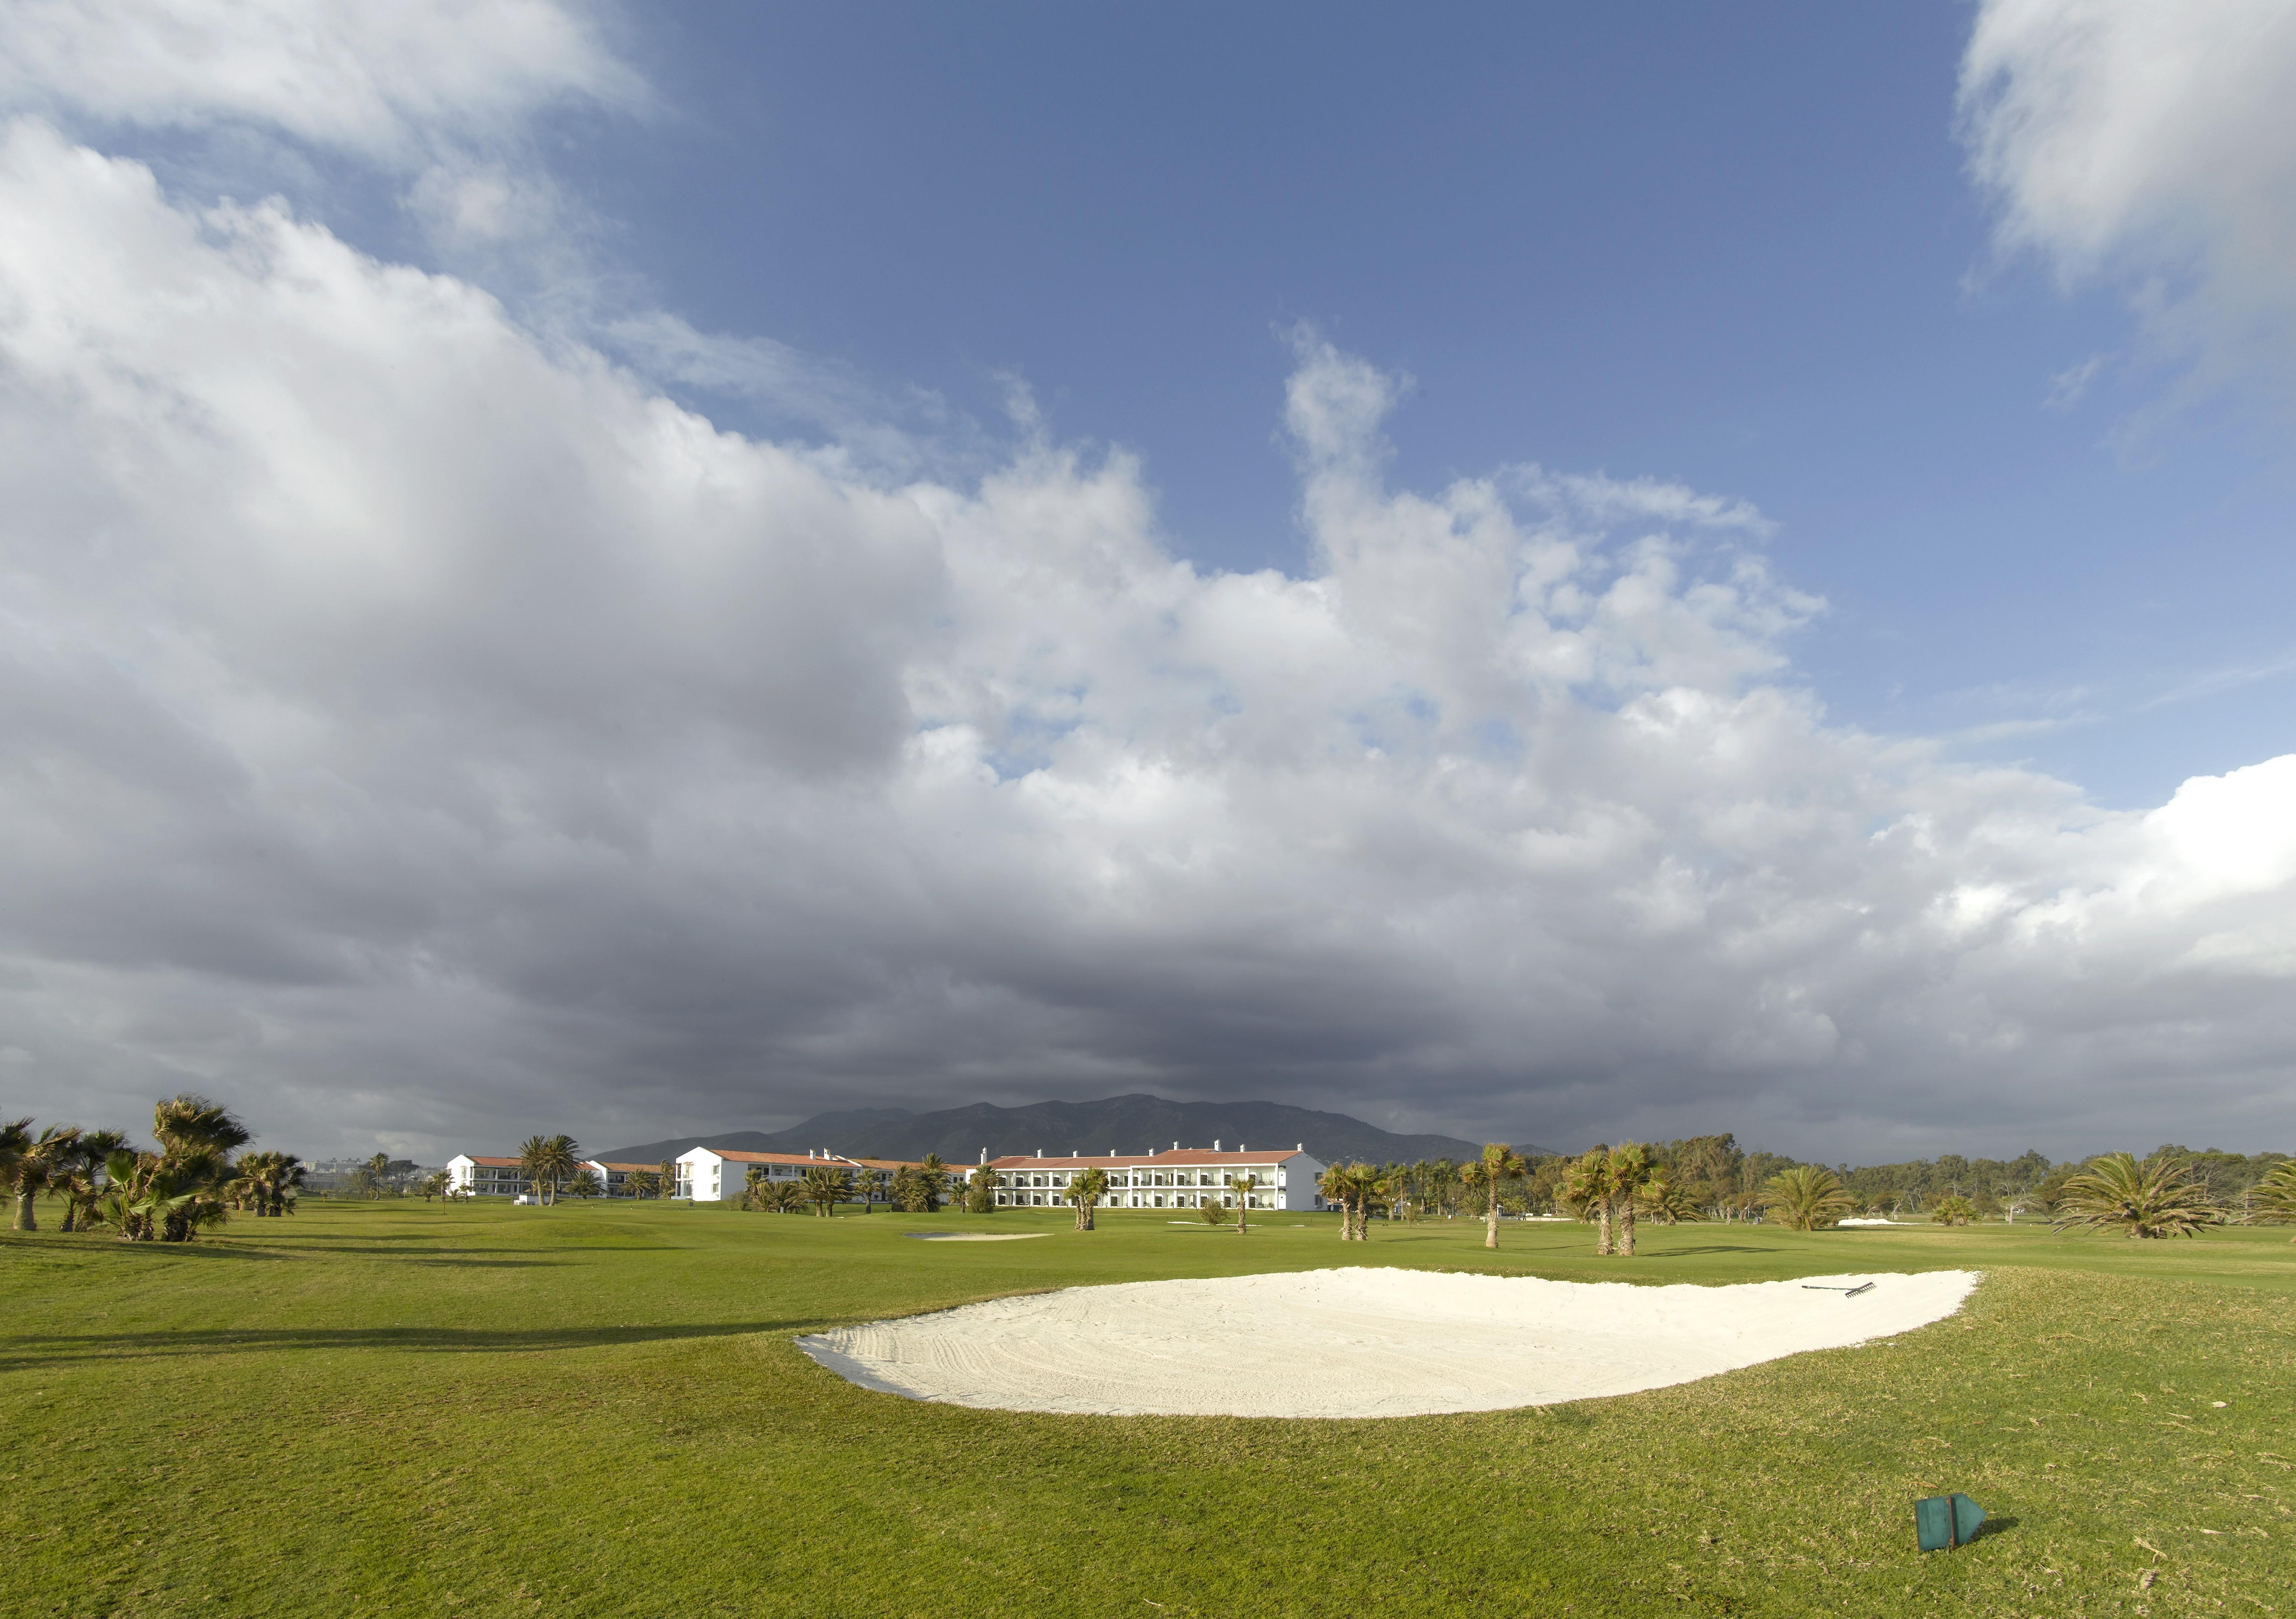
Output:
[597,1094,1548,1168]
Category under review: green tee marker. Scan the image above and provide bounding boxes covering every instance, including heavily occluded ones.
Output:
[1914,1493,1986,1551]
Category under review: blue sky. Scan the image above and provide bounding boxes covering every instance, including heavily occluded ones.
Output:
[542,2,2295,808]
[2,0,2294,1159]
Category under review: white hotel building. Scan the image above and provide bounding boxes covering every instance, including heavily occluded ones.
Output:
[676,1147,849,1203]
[987,1145,1327,1211]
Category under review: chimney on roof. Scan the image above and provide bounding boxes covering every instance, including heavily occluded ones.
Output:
[979,1148,987,1165]
[1036,1148,1043,1158]
[1172,1141,1179,1152]
[1296,1143,1303,1152]
[1214,1140,1221,1151]
[807,1149,815,1159]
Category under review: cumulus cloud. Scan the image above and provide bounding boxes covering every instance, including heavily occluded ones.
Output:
[1961,0,2296,386]
[0,118,2289,1159]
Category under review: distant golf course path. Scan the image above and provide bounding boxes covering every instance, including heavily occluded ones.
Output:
[3,1200,2290,1617]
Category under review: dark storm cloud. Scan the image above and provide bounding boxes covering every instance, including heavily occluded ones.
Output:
[0,6,2292,1162]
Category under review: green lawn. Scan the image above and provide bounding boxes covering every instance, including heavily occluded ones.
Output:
[4,1199,2290,1618]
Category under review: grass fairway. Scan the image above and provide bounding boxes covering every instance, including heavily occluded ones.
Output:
[4,1202,2291,1618]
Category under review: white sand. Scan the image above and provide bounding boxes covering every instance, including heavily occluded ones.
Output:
[798,1266,1977,1418]
[902,1233,1048,1242]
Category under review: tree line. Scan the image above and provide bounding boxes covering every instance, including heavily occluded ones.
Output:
[2,1096,303,1240]
[1305,1139,2296,1253]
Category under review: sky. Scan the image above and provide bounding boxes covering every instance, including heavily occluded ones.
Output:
[0,0,2293,1162]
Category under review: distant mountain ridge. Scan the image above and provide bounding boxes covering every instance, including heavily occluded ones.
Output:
[599,1094,1546,1168]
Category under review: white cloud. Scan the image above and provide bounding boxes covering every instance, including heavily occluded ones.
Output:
[0,0,641,164]
[1961,0,2296,384]
[0,123,2291,1161]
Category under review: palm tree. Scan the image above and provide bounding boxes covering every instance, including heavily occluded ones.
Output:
[0,1119,26,1200]
[53,1129,126,1232]
[2052,1152,2221,1240]
[1227,1171,1258,1234]
[1561,1149,1610,1255]
[658,1159,679,1200]
[1318,1163,1352,1238]
[759,1178,804,1213]
[148,1095,250,1240]
[5,1122,80,1231]
[624,1169,661,1201]
[1760,1165,1856,1231]
[801,1162,853,1217]
[918,1154,949,1213]
[230,1149,305,1215]
[1460,1143,1524,1249]
[266,1154,307,1215]
[1329,1162,1386,1240]
[1635,1165,1707,1227]
[965,1162,998,1214]
[1067,1166,1110,1230]
[2248,1158,2296,1231]
[518,1135,582,1205]
[1603,1142,1656,1257]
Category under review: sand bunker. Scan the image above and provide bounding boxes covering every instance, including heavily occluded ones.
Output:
[902,1233,1048,1242]
[798,1266,1977,1417]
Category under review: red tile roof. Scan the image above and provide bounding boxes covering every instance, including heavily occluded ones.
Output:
[463,1156,522,1169]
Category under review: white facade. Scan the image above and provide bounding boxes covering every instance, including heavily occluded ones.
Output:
[445,1154,524,1196]
[677,1147,864,1203]
[987,1148,1327,1212]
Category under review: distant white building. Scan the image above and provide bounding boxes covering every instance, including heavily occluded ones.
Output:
[677,1147,957,1206]
[987,1145,1327,1212]
[445,1154,524,1197]
[583,1159,667,1197]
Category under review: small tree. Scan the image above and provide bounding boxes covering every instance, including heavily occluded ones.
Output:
[801,1162,853,1217]
[1068,1167,1110,1230]
[659,1159,679,1200]
[1635,1165,1706,1227]
[1759,1165,1856,1231]
[965,1162,998,1214]
[2052,1153,2221,1240]
[2246,1159,2296,1241]
[1930,1193,1977,1227]
[890,1166,928,1213]
[1317,1163,1353,1239]
[918,1154,949,1213]
[1603,1143,1655,1257]
[1227,1171,1257,1235]
[53,1129,127,1232]
[1562,1147,1613,1255]
[4,1123,80,1232]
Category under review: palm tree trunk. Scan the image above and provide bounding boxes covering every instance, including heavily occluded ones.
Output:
[1619,1200,1637,1257]
[1484,1190,1499,1249]
[59,1200,75,1233]
[1596,1198,1613,1256]
[14,1190,37,1231]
